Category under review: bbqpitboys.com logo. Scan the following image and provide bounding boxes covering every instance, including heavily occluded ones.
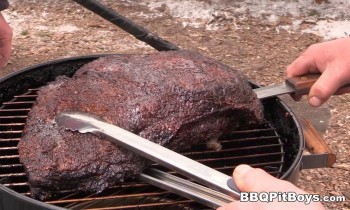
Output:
[240,192,346,204]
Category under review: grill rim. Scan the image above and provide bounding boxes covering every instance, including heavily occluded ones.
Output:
[0,54,304,210]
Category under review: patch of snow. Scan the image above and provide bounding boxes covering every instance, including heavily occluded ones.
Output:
[146,0,215,20]
[302,20,350,40]
[3,10,79,36]
[35,25,49,30]
[53,25,80,33]
[2,11,33,36]
[140,0,350,40]
[5,0,350,40]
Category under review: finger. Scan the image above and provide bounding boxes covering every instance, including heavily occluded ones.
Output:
[308,66,349,107]
[286,49,320,78]
[0,13,12,67]
[0,40,11,67]
[232,165,302,193]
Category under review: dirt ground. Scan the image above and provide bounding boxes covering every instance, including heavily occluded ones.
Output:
[1,1,349,209]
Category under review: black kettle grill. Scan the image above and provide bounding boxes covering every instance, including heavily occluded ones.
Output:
[0,0,335,209]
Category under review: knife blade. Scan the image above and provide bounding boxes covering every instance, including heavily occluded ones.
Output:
[254,73,350,99]
[55,112,241,199]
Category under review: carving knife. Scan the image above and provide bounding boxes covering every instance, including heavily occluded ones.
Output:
[55,112,241,200]
[254,73,350,99]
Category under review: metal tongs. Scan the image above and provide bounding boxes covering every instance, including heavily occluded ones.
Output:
[56,112,239,208]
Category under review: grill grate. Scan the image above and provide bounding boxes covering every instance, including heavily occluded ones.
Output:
[0,89,285,210]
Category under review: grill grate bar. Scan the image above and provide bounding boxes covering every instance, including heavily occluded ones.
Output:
[0,163,23,168]
[5,182,153,189]
[22,183,154,197]
[0,173,26,178]
[3,182,28,187]
[0,138,21,141]
[0,146,18,150]
[0,116,27,119]
[155,164,282,177]
[56,192,83,205]
[227,128,275,134]
[0,109,31,112]
[2,102,36,105]
[0,155,20,159]
[214,161,284,171]
[218,135,281,143]
[0,131,22,134]
[196,152,284,163]
[46,191,172,205]
[14,95,38,98]
[183,144,283,156]
[0,123,25,126]
[83,200,194,210]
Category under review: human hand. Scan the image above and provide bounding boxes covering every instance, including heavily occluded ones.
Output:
[217,165,325,210]
[0,12,12,68]
[286,37,350,107]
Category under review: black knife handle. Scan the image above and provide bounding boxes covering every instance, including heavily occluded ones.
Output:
[72,0,180,51]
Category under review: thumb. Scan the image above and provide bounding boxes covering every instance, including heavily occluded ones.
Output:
[233,165,304,193]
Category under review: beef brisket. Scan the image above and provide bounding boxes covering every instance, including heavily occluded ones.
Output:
[18,50,263,200]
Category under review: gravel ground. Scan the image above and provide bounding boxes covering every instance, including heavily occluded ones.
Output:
[1,1,349,209]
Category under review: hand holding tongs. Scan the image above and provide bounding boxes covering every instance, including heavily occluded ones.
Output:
[56,111,239,208]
